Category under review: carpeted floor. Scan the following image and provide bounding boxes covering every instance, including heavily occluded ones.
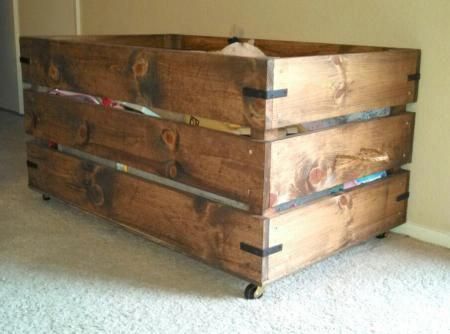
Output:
[1,110,449,334]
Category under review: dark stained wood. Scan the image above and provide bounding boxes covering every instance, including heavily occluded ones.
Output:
[270,50,420,127]
[54,34,179,49]
[25,143,410,285]
[20,36,269,129]
[269,113,415,207]
[51,34,388,56]
[267,171,409,282]
[24,92,415,213]
[20,35,420,130]
[391,105,407,115]
[24,90,266,213]
[180,35,388,56]
[22,34,418,288]
[26,141,266,283]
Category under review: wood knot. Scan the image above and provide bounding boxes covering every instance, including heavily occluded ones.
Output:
[309,167,326,185]
[76,120,90,145]
[338,194,353,209]
[161,128,178,151]
[87,184,104,207]
[243,100,265,129]
[48,63,60,82]
[164,160,178,179]
[133,58,149,78]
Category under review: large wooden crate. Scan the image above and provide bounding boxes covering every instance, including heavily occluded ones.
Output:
[20,34,419,298]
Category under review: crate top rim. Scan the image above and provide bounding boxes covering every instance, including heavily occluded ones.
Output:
[19,33,420,60]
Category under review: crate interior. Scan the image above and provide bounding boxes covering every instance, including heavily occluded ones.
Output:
[50,34,391,57]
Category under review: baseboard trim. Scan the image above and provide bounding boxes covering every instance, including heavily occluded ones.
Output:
[392,221,450,249]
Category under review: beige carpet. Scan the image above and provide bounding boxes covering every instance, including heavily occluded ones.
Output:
[1,110,449,334]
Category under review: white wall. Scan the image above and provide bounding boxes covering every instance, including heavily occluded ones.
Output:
[19,0,80,36]
[0,0,22,113]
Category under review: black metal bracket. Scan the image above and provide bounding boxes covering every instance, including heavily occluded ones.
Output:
[228,36,240,44]
[26,160,38,169]
[408,73,421,81]
[20,56,31,64]
[240,242,283,257]
[396,192,410,202]
[243,87,288,100]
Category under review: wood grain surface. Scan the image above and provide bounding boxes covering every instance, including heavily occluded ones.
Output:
[267,171,409,282]
[24,91,267,213]
[20,37,268,129]
[180,35,387,56]
[21,34,419,286]
[26,141,266,283]
[25,143,410,285]
[20,35,420,131]
[270,50,420,127]
[269,113,414,207]
[37,34,388,56]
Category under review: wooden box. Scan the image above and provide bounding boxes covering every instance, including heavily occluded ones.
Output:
[20,34,419,298]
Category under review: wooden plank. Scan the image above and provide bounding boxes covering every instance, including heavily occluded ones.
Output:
[24,90,266,213]
[269,113,414,207]
[26,141,266,284]
[20,37,269,129]
[266,171,409,282]
[20,35,420,130]
[54,34,179,49]
[181,35,387,56]
[46,34,387,55]
[270,49,420,127]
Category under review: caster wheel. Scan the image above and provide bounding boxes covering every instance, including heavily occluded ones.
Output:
[244,283,264,300]
[376,232,387,239]
[42,194,51,201]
